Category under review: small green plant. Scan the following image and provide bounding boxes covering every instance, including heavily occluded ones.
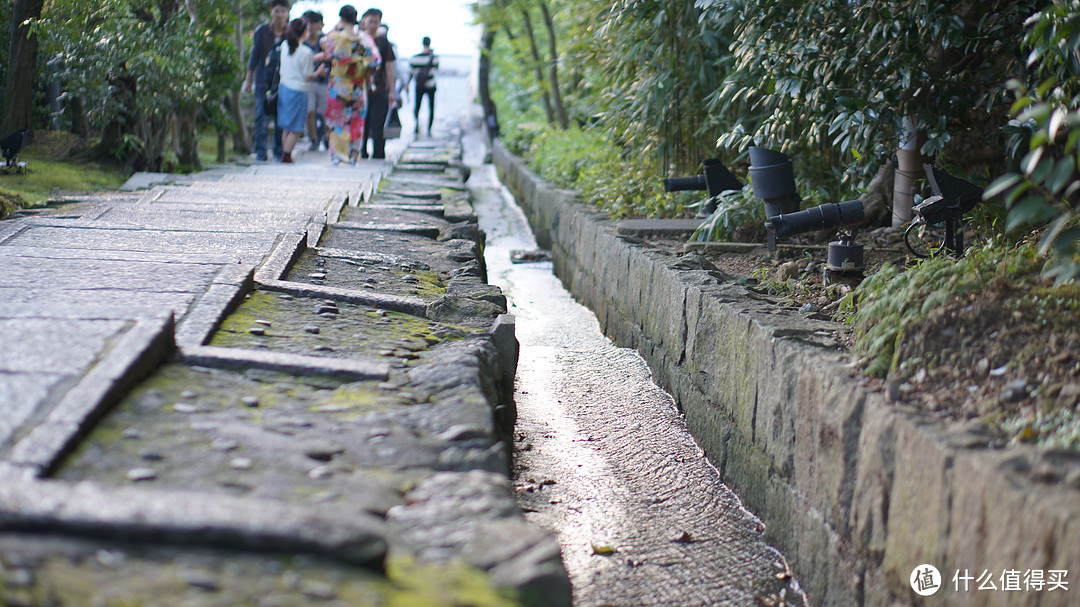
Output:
[690,186,765,242]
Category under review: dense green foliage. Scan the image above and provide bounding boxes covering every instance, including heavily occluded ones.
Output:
[527,127,697,218]
[988,1,1080,284]
[478,0,1080,279]
[696,0,1035,190]
[37,0,241,171]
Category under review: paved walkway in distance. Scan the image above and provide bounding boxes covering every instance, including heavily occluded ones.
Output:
[0,123,569,606]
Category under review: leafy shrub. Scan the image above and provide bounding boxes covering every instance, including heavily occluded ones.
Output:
[989,2,1080,284]
[526,126,697,218]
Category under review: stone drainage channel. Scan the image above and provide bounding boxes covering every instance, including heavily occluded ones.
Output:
[463,128,808,606]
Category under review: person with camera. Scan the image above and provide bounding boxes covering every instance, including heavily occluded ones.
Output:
[408,36,439,136]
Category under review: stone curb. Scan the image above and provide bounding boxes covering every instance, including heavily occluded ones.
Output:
[6,313,176,476]
[493,142,1080,606]
[0,477,387,568]
[178,345,391,381]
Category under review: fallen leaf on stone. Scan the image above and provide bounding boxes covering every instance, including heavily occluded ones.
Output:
[591,544,617,556]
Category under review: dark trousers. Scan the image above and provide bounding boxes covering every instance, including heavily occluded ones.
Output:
[414,86,435,133]
[362,92,390,159]
[253,85,283,161]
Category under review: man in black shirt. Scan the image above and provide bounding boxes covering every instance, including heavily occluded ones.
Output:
[359,8,396,159]
[242,0,290,162]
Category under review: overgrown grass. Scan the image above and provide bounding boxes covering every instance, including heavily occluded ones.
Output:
[847,238,1046,378]
[0,138,129,210]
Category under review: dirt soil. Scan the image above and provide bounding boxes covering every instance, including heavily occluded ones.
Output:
[637,226,1080,454]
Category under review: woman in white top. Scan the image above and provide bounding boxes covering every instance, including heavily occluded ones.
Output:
[277,18,327,163]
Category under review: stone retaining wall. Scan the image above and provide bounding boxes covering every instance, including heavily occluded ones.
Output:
[494,143,1080,606]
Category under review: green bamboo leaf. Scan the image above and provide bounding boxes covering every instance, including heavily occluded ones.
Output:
[984,174,1023,199]
[1007,195,1053,231]
[1021,147,1044,176]
[1046,157,1076,194]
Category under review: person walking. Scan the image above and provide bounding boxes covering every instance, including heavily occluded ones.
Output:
[408,37,438,136]
[277,18,327,163]
[242,0,290,162]
[302,11,330,152]
[322,5,380,165]
[358,8,395,159]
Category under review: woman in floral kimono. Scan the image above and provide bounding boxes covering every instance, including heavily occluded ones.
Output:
[320,6,380,164]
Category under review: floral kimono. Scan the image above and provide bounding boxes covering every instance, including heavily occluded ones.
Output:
[322,27,380,163]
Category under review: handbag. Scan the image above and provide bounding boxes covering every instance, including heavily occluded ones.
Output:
[384,106,402,139]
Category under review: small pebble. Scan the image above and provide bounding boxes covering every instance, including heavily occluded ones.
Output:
[173,403,198,413]
[309,272,327,280]
[139,449,164,462]
[230,457,254,470]
[240,396,260,408]
[182,570,220,592]
[314,345,335,352]
[8,568,34,587]
[303,325,321,334]
[300,580,337,600]
[122,427,143,440]
[308,465,334,479]
[180,390,197,399]
[126,468,157,482]
[248,327,266,336]
[304,443,345,462]
[311,490,340,503]
[254,319,272,327]
[212,438,239,451]
[94,549,126,568]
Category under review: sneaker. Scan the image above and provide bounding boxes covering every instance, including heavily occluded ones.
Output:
[281,153,293,163]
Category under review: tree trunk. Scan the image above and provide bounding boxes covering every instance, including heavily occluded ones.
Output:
[537,0,567,129]
[231,0,251,153]
[176,103,202,172]
[478,28,496,121]
[68,95,89,138]
[228,90,251,154]
[893,115,920,227]
[1,0,46,137]
[217,131,227,163]
[478,27,499,139]
[520,6,554,125]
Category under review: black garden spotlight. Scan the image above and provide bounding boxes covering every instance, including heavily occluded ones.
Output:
[663,158,743,216]
[904,164,985,258]
[748,146,867,275]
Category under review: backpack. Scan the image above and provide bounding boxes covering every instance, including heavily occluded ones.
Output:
[257,24,283,86]
[411,53,437,89]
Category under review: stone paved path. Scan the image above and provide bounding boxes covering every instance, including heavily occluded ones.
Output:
[0,117,568,606]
